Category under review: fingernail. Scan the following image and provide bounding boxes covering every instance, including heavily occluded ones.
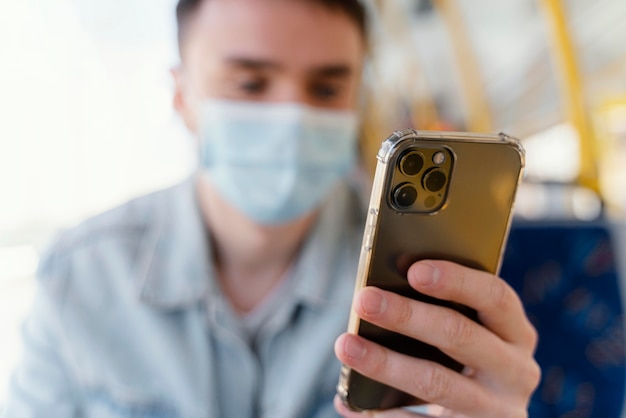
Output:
[412,261,439,286]
[344,336,366,360]
[361,289,388,315]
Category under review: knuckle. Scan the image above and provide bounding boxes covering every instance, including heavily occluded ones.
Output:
[510,355,541,397]
[443,314,474,348]
[489,279,512,311]
[525,359,542,393]
[455,264,468,289]
[415,366,451,401]
[516,319,539,354]
[394,297,414,327]
[367,345,389,378]
[526,324,539,352]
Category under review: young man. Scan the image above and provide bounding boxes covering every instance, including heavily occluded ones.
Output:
[4,0,539,417]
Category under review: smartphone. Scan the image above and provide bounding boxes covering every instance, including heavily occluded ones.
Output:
[337,129,525,412]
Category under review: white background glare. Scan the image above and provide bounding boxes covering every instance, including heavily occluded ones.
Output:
[0,0,194,405]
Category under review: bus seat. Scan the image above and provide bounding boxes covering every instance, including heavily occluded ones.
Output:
[501,220,626,417]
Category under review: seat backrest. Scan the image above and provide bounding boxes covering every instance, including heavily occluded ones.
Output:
[501,220,626,417]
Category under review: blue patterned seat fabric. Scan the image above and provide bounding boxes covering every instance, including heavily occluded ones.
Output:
[501,221,626,417]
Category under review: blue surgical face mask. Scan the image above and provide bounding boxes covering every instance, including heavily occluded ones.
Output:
[198,99,359,225]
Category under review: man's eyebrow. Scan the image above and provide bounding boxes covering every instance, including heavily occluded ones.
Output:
[223,58,353,77]
[310,65,353,78]
[224,56,281,70]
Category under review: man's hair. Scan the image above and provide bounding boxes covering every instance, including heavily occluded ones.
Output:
[176,0,367,51]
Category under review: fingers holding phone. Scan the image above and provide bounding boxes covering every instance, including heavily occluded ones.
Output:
[335,261,540,417]
[407,260,538,352]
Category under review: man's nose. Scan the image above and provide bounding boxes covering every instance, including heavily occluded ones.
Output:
[273,81,311,106]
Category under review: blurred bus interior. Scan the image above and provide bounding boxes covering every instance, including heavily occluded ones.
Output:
[1,0,626,416]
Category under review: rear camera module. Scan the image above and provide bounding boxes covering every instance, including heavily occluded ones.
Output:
[390,146,452,213]
[393,183,418,208]
[399,150,424,176]
[423,169,447,192]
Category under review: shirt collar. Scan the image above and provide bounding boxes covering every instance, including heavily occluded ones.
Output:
[136,174,215,309]
[136,174,365,310]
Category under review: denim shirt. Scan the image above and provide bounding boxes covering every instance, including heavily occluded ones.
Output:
[3,175,365,418]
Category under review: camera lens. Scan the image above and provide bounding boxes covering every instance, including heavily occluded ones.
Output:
[423,169,447,192]
[399,151,424,176]
[393,183,418,208]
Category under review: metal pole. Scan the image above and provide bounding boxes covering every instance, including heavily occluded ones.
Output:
[540,0,599,192]
[433,0,492,132]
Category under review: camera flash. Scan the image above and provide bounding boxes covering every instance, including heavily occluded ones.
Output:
[433,151,446,165]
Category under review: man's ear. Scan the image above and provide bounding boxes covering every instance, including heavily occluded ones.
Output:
[171,66,199,134]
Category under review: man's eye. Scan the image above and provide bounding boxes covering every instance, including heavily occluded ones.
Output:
[311,83,340,100]
[239,79,266,94]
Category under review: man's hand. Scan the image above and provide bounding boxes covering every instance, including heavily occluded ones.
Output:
[334,260,540,418]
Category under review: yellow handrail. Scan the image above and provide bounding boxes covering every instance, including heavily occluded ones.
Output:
[433,0,492,132]
[540,0,600,193]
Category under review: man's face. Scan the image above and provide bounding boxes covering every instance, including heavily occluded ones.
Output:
[174,0,365,133]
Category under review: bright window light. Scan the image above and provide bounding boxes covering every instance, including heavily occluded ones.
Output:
[0,0,191,406]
